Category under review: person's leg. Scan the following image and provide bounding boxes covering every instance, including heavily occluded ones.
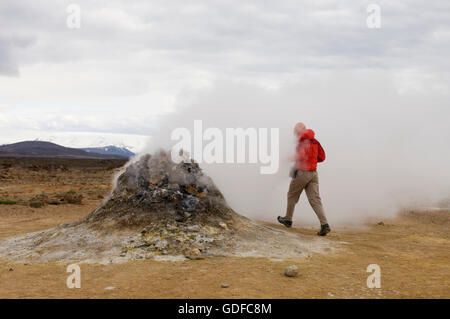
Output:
[304,171,328,225]
[285,171,310,221]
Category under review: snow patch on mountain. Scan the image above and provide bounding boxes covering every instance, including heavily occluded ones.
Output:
[81,146,135,158]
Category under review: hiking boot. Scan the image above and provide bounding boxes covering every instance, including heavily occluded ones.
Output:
[317,224,331,236]
[277,216,292,228]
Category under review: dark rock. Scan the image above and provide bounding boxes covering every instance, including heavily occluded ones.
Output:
[29,194,49,208]
[175,214,186,222]
[29,200,43,208]
[62,191,83,204]
[180,195,199,212]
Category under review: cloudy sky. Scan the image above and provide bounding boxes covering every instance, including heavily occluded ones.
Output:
[0,0,449,151]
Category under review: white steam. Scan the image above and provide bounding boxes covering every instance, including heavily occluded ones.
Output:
[142,71,450,226]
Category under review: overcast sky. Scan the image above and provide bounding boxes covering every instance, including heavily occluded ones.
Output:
[0,0,449,149]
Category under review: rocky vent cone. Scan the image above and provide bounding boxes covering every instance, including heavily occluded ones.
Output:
[0,151,336,263]
[85,150,238,229]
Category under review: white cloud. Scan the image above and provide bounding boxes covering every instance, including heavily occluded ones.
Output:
[0,108,160,135]
[0,104,10,111]
[0,0,448,143]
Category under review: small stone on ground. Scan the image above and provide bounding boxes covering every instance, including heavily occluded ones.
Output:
[184,247,205,260]
[284,265,298,277]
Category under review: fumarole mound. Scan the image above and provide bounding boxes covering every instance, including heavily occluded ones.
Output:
[0,151,336,263]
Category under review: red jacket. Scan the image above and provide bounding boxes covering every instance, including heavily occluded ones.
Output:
[295,129,325,171]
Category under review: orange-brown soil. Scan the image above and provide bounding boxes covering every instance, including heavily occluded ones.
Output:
[0,157,448,298]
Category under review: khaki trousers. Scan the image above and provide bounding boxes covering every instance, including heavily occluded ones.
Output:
[285,170,328,225]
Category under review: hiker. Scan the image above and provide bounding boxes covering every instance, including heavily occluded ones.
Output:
[277,122,331,236]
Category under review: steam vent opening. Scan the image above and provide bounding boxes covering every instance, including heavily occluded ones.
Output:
[0,150,336,263]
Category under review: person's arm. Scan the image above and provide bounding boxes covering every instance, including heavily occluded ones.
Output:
[317,141,326,162]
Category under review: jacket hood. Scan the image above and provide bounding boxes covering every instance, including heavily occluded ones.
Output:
[300,129,315,140]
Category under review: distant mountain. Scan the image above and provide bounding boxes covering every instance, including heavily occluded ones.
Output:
[29,132,148,154]
[0,141,127,159]
[80,146,135,158]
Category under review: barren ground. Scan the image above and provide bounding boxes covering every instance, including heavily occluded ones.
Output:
[0,157,448,298]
